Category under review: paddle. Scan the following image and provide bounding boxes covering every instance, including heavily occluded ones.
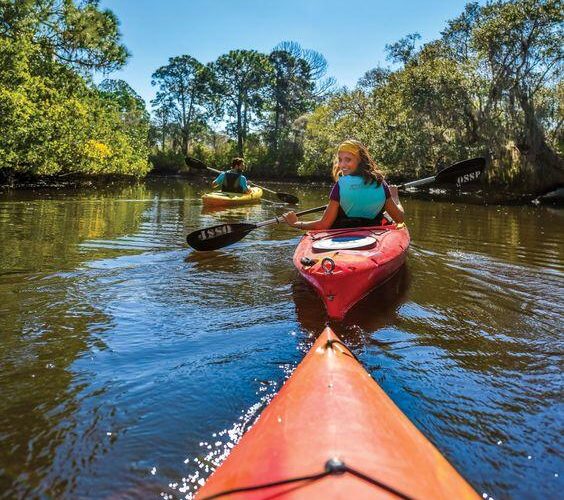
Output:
[185,156,299,205]
[186,157,486,251]
[398,157,485,189]
[186,205,326,251]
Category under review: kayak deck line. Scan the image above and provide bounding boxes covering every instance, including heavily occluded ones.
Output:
[196,328,479,499]
[307,224,404,241]
[198,457,413,500]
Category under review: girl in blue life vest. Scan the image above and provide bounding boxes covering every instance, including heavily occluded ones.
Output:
[283,140,404,230]
[212,157,251,194]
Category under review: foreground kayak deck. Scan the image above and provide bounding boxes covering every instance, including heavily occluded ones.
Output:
[202,187,263,206]
[293,224,410,320]
[196,328,478,499]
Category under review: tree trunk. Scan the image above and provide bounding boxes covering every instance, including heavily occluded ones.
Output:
[242,102,248,151]
[185,97,194,155]
[161,116,167,151]
[179,84,189,156]
[273,102,280,151]
[182,130,189,156]
[236,101,243,156]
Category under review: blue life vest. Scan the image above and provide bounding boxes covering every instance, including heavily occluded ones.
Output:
[337,175,387,219]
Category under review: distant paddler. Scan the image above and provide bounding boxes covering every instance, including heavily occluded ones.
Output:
[186,156,299,204]
[212,157,251,194]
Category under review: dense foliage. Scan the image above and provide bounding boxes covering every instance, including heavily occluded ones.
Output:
[150,0,562,191]
[150,42,333,177]
[298,0,563,190]
[1,0,561,192]
[0,0,150,181]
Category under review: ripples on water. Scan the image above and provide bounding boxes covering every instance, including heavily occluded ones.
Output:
[0,179,562,499]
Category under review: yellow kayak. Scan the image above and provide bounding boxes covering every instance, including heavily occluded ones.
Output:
[201,187,263,207]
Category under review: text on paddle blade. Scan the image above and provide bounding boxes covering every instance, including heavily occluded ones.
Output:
[456,170,481,186]
[197,225,233,241]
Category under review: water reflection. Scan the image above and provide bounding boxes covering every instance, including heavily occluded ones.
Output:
[292,265,411,343]
[0,181,185,496]
[0,267,114,496]
[184,251,243,273]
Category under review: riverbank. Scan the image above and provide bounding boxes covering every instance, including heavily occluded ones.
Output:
[3,171,562,207]
[0,171,149,192]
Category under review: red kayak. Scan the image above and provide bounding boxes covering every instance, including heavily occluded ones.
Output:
[196,327,478,499]
[293,224,410,320]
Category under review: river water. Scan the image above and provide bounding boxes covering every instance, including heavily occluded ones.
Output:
[0,178,562,499]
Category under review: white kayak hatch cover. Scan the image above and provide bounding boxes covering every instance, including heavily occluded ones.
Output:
[312,235,377,251]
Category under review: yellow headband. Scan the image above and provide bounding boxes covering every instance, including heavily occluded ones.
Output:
[338,141,360,156]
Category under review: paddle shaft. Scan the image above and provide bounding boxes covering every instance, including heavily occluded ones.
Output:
[255,158,485,226]
[254,180,421,226]
[398,176,435,189]
[256,205,327,228]
[398,158,485,189]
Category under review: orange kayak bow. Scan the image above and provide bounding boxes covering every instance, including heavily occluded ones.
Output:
[196,328,478,499]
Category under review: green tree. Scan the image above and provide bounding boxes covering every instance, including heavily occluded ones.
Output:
[385,33,421,64]
[300,0,563,192]
[151,55,213,156]
[97,78,150,166]
[301,41,480,180]
[267,42,334,157]
[443,0,563,188]
[210,49,272,156]
[357,67,391,91]
[0,0,128,71]
[151,96,176,151]
[98,79,147,116]
[0,2,149,181]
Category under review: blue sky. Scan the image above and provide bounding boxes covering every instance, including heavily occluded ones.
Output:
[99,0,477,107]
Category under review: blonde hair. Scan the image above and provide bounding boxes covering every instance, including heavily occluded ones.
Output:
[332,140,384,185]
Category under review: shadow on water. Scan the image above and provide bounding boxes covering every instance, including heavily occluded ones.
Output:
[292,265,412,345]
[184,250,244,273]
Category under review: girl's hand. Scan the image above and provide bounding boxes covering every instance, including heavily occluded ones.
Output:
[282,211,298,227]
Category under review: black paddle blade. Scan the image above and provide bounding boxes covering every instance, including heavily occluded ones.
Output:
[186,222,257,251]
[185,156,208,170]
[276,192,299,204]
[435,157,486,186]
